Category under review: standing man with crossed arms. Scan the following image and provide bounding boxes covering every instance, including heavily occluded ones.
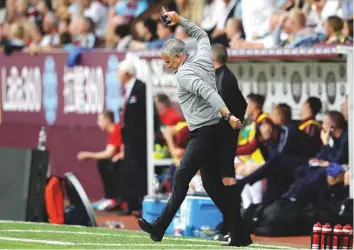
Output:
[138,11,252,247]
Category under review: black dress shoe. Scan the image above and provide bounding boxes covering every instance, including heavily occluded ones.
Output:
[221,234,253,247]
[138,218,163,242]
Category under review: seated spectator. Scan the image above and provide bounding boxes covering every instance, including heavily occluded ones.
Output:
[23,21,42,49]
[130,22,175,50]
[175,0,191,21]
[36,1,49,25]
[174,25,197,51]
[60,32,76,51]
[270,103,292,125]
[304,0,327,33]
[77,110,124,211]
[58,18,71,35]
[13,0,31,23]
[308,111,348,166]
[68,0,80,17]
[115,24,132,50]
[297,111,348,178]
[134,18,157,42]
[77,16,96,48]
[214,18,244,48]
[236,94,273,161]
[284,9,316,47]
[235,94,272,208]
[83,0,108,38]
[343,19,353,41]
[209,0,240,39]
[241,0,276,42]
[298,97,322,150]
[229,11,290,49]
[114,0,148,23]
[40,12,60,48]
[200,0,228,33]
[323,15,352,44]
[68,16,81,43]
[283,103,350,203]
[3,22,26,55]
[342,0,353,20]
[155,93,183,126]
[237,106,321,202]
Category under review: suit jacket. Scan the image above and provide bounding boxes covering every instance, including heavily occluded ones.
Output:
[215,65,247,122]
[121,79,160,159]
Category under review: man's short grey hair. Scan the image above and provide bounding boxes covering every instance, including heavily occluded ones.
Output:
[160,39,188,56]
[211,43,228,64]
[118,59,137,76]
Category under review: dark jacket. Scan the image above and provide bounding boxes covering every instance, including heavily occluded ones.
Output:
[215,64,247,122]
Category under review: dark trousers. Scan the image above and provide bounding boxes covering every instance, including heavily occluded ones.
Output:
[119,146,147,211]
[97,159,120,199]
[240,154,309,203]
[282,167,327,202]
[219,120,240,178]
[155,122,246,234]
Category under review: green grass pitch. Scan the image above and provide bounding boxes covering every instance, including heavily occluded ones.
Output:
[0,220,300,249]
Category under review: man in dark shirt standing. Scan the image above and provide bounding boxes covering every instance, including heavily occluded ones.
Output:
[212,43,247,184]
[211,43,248,236]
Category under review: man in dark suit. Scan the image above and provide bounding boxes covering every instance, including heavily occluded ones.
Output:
[211,43,248,238]
[117,59,160,215]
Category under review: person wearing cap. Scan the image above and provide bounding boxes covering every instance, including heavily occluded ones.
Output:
[117,59,160,216]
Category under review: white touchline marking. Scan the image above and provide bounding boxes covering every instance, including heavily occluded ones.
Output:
[0,236,74,245]
[0,229,220,244]
[0,229,294,249]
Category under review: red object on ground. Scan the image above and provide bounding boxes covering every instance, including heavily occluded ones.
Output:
[311,222,322,249]
[332,224,343,249]
[321,223,333,249]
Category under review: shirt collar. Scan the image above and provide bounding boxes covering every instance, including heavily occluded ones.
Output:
[300,116,315,124]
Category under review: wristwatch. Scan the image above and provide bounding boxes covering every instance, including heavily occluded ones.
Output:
[223,112,234,121]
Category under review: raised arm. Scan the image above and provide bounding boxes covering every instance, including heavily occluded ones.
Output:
[179,17,211,60]
[164,11,211,60]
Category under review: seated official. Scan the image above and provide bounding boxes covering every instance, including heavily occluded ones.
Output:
[237,104,319,202]
[296,111,348,178]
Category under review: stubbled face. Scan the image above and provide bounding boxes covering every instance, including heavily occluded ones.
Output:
[161,53,182,70]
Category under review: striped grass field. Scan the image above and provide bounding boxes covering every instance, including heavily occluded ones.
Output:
[0,220,303,249]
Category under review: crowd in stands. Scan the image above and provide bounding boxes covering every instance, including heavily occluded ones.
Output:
[0,0,352,55]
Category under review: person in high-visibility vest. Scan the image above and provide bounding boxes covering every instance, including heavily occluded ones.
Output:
[235,94,272,209]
